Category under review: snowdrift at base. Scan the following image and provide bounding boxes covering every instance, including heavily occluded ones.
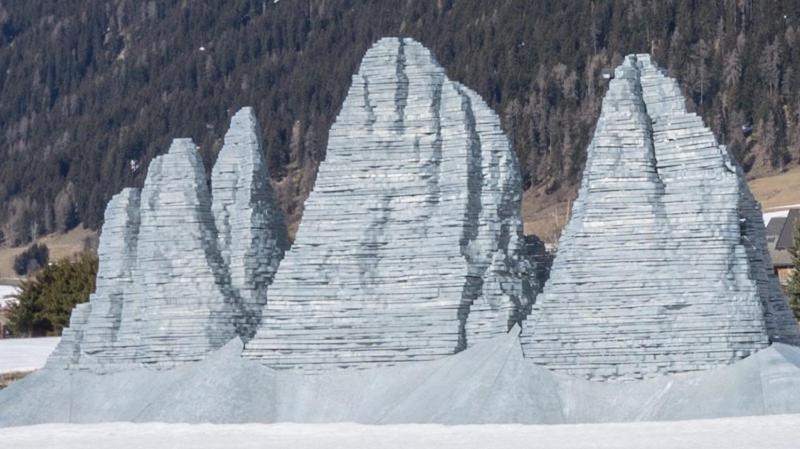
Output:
[2,329,800,426]
[0,337,59,375]
[5,415,800,449]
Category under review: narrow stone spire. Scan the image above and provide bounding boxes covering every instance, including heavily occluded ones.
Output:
[46,188,140,369]
[79,188,141,359]
[117,138,240,366]
[211,107,289,340]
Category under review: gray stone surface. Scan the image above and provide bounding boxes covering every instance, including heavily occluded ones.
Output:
[47,112,288,371]
[520,54,800,381]
[46,188,141,369]
[242,37,537,370]
[211,107,289,340]
[118,138,240,366]
[5,330,800,425]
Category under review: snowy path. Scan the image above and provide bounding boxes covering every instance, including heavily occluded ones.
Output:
[3,415,800,449]
[0,337,59,374]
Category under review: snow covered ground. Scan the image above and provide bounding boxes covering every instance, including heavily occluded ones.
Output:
[0,337,59,374]
[3,415,800,449]
[0,284,19,308]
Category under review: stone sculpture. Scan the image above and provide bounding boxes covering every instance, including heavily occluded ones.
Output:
[118,138,240,366]
[211,107,290,339]
[243,37,538,370]
[5,43,800,427]
[46,188,141,369]
[520,54,800,381]
[47,110,287,371]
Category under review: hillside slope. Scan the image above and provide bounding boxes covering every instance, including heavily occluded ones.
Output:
[1,1,799,244]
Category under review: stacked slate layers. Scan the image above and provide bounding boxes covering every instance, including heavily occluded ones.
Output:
[47,188,141,369]
[243,37,537,370]
[211,107,290,339]
[117,139,240,366]
[637,56,800,344]
[48,110,287,371]
[520,54,800,381]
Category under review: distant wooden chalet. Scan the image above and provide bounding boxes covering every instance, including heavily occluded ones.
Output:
[766,208,799,285]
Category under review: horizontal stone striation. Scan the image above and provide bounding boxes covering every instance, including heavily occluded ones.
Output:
[637,55,800,348]
[48,111,288,371]
[520,54,800,381]
[120,138,240,366]
[211,107,290,340]
[243,37,537,370]
[47,188,141,369]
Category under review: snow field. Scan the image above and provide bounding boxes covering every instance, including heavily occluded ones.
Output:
[3,414,800,449]
[0,337,59,374]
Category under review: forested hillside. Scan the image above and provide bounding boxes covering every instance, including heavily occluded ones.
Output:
[0,0,798,244]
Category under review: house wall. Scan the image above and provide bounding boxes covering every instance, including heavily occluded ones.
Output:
[777,267,795,286]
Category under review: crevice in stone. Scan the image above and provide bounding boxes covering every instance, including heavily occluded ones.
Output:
[455,87,486,353]
[394,38,409,129]
[423,71,445,208]
[362,74,377,130]
[631,56,668,240]
[358,193,393,293]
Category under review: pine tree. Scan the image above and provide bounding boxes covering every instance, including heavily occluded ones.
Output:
[787,219,800,321]
[8,251,97,337]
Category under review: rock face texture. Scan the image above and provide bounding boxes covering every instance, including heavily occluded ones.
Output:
[47,188,142,369]
[118,138,240,366]
[243,37,537,370]
[211,107,290,339]
[520,54,800,381]
[47,110,287,371]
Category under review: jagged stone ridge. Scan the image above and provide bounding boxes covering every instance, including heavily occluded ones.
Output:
[211,107,290,339]
[520,54,800,381]
[48,110,288,371]
[243,37,538,370]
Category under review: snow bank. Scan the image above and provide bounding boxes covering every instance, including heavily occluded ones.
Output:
[0,337,60,374]
[4,415,800,449]
[3,329,800,426]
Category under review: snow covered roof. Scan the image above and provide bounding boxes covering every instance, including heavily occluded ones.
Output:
[0,285,20,309]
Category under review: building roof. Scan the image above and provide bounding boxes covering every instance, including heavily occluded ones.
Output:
[776,209,799,250]
[0,285,19,310]
[766,216,787,238]
[768,208,798,268]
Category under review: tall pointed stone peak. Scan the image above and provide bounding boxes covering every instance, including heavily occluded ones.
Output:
[46,187,141,368]
[48,114,289,370]
[520,54,800,381]
[243,37,539,370]
[212,107,289,340]
[124,138,239,366]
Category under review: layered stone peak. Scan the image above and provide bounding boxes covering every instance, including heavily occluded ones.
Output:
[47,187,141,368]
[123,138,240,365]
[242,37,538,370]
[211,107,289,339]
[48,110,288,371]
[520,54,800,381]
